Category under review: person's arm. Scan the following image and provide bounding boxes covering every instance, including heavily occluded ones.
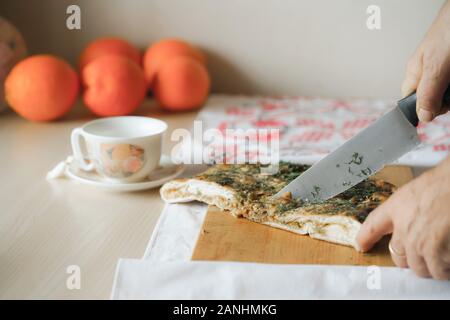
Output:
[356,2,450,280]
[402,0,450,122]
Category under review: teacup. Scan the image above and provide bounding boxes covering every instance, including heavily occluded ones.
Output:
[71,116,167,183]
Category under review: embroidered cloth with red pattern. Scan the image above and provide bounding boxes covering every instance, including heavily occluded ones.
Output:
[190,95,450,166]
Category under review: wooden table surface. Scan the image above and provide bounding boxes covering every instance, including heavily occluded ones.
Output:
[0,99,197,299]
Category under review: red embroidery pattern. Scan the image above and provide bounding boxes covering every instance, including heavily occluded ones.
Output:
[196,96,450,166]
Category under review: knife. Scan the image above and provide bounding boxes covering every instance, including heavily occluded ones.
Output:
[274,87,450,202]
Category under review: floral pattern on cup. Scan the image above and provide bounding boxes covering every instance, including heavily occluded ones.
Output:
[100,143,145,178]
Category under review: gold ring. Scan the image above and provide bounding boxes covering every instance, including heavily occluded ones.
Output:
[388,241,406,258]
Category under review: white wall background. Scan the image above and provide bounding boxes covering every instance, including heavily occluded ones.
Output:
[0,0,445,99]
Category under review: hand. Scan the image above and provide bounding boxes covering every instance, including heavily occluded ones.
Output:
[402,1,450,122]
[357,157,450,280]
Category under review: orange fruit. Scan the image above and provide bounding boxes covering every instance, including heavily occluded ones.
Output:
[82,54,146,117]
[143,38,205,87]
[79,37,140,70]
[153,56,210,111]
[5,54,79,121]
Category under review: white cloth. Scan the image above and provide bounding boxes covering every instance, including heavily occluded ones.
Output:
[112,260,450,300]
[143,203,208,262]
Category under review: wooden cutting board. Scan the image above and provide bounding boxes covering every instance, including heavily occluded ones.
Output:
[191,165,414,266]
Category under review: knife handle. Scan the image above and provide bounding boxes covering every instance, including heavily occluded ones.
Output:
[398,85,450,127]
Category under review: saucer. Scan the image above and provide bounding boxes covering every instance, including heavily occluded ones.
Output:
[65,155,185,192]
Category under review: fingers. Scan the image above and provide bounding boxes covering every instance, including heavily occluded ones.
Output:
[401,55,422,97]
[401,52,450,122]
[390,226,450,279]
[415,59,450,122]
[389,234,408,268]
[426,257,450,280]
[424,237,450,280]
[356,204,393,252]
[405,245,431,277]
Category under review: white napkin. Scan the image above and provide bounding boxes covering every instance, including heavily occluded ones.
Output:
[143,202,208,262]
[112,259,450,300]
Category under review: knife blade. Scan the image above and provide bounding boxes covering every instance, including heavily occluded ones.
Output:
[274,87,450,202]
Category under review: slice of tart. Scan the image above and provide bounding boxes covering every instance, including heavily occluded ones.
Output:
[160,162,394,249]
